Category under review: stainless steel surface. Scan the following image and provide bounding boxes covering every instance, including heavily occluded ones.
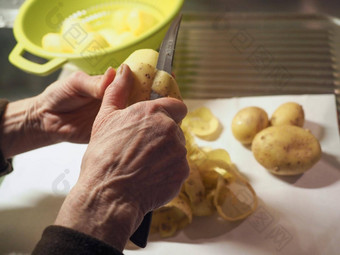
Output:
[0,0,24,28]
[0,28,61,101]
[173,13,340,122]
[183,0,340,18]
[0,1,61,101]
[0,0,340,122]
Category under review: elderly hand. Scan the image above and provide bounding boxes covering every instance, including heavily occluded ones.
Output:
[55,64,189,251]
[0,68,115,158]
[35,68,116,144]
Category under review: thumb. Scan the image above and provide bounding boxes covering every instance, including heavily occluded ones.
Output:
[100,64,134,111]
[68,67,116,99]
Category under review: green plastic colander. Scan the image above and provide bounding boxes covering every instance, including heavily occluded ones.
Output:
[9,0,184,76]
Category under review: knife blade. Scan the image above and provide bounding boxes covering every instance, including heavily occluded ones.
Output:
[129,14,183,248]
[150,14,182,100]
[156,14,182,74]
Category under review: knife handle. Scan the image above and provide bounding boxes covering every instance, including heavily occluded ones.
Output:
[129,211,153,248]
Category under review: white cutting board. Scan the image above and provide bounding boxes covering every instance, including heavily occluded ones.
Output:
[0,94,339,255]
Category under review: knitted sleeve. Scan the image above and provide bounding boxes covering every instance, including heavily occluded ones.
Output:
[0,99,13,177]
[32,225,124,255]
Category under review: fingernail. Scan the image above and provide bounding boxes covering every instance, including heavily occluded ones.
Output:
[116,64,125,76]
[104,66,112,75]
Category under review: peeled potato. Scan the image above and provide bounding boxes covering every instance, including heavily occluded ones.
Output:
[113,31,136,46]
[271,102,305,127]
[42,7,158,53]
[73,32,109,54]
[98,28,120,47]
[111,9,130,34]
[41,33,65,53]
[61,17,94,35]
[232,107,269,144]
[127,9,157,36]
[252,125,321,175]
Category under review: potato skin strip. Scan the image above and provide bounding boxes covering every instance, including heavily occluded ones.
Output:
[151,107,258,237]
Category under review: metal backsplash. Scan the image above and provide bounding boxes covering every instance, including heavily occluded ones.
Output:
[173,13,340,123]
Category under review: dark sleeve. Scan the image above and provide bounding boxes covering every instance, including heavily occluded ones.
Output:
[32,225,124,255]
[0,99,13,177]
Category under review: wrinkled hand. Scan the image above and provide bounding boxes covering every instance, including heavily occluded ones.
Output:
[0,68,117,158]
[55,65,189,251]
[35,68,116,144]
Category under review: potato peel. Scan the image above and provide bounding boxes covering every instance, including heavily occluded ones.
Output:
[182,107,222,141]
[151,192,192,237]
[151,107,258,237]
[214,173,258,221]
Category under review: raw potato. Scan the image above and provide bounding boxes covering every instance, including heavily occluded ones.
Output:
[231,107,269,144]
[252,125,321,175]
[271,102,305,127]
[123,49,182,105]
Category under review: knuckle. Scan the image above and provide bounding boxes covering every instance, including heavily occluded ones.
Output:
[69,70,87,82]
[163,118,178,135]
[145,102,163,117]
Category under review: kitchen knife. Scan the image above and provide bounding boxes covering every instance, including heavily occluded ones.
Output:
[151,14,182,99]
[129,14,183,248]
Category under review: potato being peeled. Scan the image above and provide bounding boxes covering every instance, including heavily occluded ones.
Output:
[271,102,305,127]
[122,49,182,105]
[252,125,321,175]
[232,107,269,145]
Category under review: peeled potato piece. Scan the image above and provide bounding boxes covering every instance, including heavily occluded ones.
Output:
[127,9,157,36]
[98,28,120,47]
[111,9,130,34]
[73,32,109,54]
[41,33,73,53]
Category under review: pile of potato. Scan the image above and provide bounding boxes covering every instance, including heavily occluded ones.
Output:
[231,102,322,175]
[42,8,157,53]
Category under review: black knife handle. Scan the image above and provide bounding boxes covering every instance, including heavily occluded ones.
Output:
[129,211,153,248]
[129,14,182,249]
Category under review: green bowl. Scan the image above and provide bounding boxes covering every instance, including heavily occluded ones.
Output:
[9,0,184,76]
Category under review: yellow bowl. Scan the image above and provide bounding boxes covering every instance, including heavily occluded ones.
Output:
[9,0,184,76]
